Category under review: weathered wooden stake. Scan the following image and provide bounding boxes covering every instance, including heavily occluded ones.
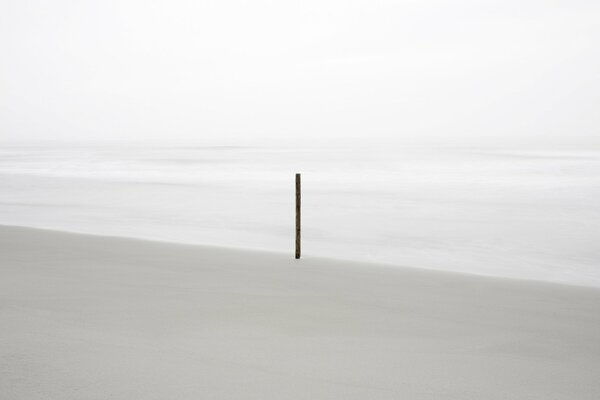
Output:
[295,173,301,259]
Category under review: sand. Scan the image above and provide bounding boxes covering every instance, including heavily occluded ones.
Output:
[1,225,599,399]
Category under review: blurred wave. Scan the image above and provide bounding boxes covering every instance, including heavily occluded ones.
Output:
[0,145,599,286]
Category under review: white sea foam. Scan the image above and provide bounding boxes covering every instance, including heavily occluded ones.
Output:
[1,145,599,286]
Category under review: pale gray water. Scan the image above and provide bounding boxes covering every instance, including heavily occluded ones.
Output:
[1,145,599,286]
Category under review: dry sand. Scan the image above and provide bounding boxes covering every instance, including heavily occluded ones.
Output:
[1,225,599,399]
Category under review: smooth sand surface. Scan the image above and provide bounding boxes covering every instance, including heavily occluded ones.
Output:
[1,225,600,399]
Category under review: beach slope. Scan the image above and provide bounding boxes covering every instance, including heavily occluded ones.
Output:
[1,225,599,399]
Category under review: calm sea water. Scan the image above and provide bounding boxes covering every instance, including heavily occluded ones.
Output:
[1,145,599,287]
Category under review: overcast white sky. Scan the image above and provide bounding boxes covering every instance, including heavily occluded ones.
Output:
[1,0,598,148]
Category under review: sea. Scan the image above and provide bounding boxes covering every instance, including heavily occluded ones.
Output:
[1,144,599,287]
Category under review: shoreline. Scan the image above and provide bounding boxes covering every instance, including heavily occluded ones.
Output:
[1,224,600,399]
[2,145,598,287]
[1,223,598,290]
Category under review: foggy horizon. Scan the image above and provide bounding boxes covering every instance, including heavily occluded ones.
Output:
[2,0,599,149]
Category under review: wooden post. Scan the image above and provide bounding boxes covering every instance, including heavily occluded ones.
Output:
[295,173,301,259]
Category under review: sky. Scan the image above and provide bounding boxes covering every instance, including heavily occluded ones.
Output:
[1,0,599,148]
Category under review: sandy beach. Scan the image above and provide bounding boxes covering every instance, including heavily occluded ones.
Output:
[1,224,599,399]
[3,0,599,397]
